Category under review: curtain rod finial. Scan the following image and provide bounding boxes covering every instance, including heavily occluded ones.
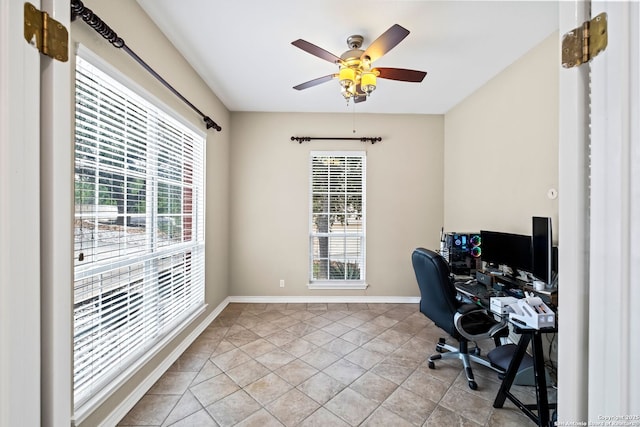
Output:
[204,116,222,132]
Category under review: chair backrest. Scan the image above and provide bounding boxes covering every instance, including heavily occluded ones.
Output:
[411,247,460,337]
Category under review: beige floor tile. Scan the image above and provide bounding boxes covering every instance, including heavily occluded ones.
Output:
[344,347,385,370]
[166,408,218,427]
[297,407,350,427]
[118,394,181,426]
[296,372,346,405]
[340,328,375,346]
[302,329,336,346]
[168,351,211,373]
[299,347,340,370]
[266,388,320,427]
[189,374,239,407]
[161,390,204,426]
[360,406,414,427]
[250,321,282,338]
[321,337,358,357]
[349,371,398,403]
[321,321,352,337]
[402,369,450,403]
[148,371,198,395]
[191,360,223,386]
[486,406,537,426]
[285,321,317,337]
[210,340,236,358]
[424,405,482,427]
[265,330,298,347]
[323,358,367,385]
[337,315,367,329]
[439,386,494,425]
[210,347,251,371]
[370,360,415,385]
[274,359,318,386]
[225,328,262,348]
[239,338,278,358]
[205,389,261,426]
[303,315,333,329]
[320,310,350,321]
[382,386,437,426]
[279,338,317,357]
[324,388,378,426]
[234,408,284,427]
[244,372,293,405]
[255,348,296,370]
[225,359,270,387]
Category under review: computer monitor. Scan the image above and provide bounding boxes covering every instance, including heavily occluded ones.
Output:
[532,216,553,285]
[480,230,532,275]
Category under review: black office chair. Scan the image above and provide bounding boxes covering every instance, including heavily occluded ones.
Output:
[412,247,509,389]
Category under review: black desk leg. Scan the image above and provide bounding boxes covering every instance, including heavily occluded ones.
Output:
[531,331,550,427]
[493,333,532,408]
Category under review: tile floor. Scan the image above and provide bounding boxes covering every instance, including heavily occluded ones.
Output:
[118,303,552,426]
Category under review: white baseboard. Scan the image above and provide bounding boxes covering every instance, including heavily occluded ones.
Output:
[228,295,421,304]
[98,297,231,427]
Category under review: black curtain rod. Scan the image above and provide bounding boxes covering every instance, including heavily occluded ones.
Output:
[70,0,222,132]
[291,136,382,144]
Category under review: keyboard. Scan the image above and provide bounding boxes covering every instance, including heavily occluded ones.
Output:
[455,280,498,299]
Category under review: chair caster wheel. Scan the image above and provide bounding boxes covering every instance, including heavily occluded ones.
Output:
[428,361,435,369]
[436,346,444,353]
[468,381,478,390]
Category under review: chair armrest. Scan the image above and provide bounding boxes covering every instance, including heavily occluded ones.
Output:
[453,310,508,342]
[457,303,484,315]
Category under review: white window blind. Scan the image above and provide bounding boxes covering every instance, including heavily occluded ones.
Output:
[309,152,366,287]
[73,55,205,408]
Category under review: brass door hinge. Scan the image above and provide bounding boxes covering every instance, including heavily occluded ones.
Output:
[562,12,607,68]
[24,2,69,62]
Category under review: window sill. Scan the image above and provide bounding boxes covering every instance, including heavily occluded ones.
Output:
[307,282,369,290]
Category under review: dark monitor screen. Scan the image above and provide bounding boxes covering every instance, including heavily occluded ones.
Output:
[480,230,532,274]
[532,216,553,284]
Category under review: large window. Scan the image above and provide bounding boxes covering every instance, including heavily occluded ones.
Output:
[309,151,366,288]
[73,54,205,409]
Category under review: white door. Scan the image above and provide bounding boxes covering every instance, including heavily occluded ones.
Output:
[558,0,591,422]
[558,0,640,422]
[588,0,640,419]
[0,0,72,426]
[0,0,43,425]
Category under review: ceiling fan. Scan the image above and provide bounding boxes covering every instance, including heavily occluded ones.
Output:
[292,24,427,104]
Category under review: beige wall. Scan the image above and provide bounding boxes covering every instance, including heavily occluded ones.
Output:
[229,113,444,297]
[72,1,230,425]
[444,32,559,237]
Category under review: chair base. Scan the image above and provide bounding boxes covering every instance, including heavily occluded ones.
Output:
[428,338,504,390]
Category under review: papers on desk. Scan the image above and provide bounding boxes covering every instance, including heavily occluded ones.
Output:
[490,294,555,329]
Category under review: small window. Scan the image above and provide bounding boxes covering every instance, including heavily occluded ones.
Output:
[309,151,366,289]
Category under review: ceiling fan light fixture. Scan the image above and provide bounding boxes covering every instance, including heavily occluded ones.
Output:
[339,67,356,88]
[361,72,377,96]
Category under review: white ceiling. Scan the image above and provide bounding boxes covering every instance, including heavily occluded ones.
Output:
[137,1,558,115]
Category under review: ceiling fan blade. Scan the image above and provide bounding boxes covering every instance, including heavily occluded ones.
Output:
[375,67,427,82]
[293,74,336,90]
[361,24,410,62]
[292,39,342,64]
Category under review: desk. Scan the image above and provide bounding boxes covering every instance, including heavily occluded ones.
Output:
[453,280,557,426]
[492,325,557,427]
